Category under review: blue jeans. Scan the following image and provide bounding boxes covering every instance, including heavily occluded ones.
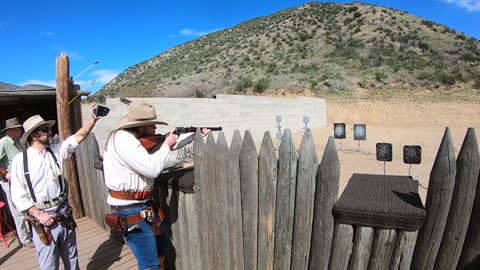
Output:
[112,204,167,270]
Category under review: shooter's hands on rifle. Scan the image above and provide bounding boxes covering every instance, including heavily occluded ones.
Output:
[201,128,210,137]
[38,211,55,226]
[164,128,178,150]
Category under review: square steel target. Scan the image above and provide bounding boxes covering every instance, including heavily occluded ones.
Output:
[376,143,392,162]
[334,123,346,139]
[403,145,422,164]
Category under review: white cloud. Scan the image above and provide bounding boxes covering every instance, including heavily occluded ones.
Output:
[179,28,222,37]
[91,69,119,84]
[40,31,55,37]
[66,51,84,61]
[442,0,480,11]
[18,80,56,87]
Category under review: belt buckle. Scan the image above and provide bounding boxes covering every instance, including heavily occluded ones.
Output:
[140,210,149,219]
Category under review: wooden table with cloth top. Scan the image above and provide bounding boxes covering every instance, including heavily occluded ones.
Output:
[333,173,426,231]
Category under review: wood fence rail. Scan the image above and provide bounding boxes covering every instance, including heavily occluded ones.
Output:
[76,127,480,270]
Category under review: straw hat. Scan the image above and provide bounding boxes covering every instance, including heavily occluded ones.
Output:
[20,115,55,145]
[1,117,23,132]
[117,101,168,130]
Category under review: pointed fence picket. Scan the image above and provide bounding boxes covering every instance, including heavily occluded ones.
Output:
[76,127,480,270]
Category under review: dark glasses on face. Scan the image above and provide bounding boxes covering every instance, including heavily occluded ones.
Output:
[37,127,52,133]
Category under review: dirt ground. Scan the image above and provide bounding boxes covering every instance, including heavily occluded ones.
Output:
[291,98,480,203]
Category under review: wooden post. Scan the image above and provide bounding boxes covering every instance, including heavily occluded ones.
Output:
[411,128,456,270]
[56,52,84,218]
[309,136,340,270]
[329,223,354,270]
[274,129,297,270]
[348,227,374,270]
[213,133,230,269]
[257,132,277,270]
[193,130,210,270]
[457,171,480,270]
[227,130,245,270]
[367,229,396,270]
[205,133,217,269]
[291,128,318,270]
[389,231,418,270]
[240,130,258,270]
[435,128,480,270]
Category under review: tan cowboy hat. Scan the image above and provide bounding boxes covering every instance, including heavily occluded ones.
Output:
[117,101,168,130]
[1,117,23,132]
[20,115,56,145]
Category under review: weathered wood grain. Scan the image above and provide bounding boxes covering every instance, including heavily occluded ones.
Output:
[258,132,277,270]
[292,129,318,270]
[347,226,374,270]
[240,130,259,270]
[309,136,340,270]
[389,231,418,270]
[274,129,297,270]
[435,128,479,270]
[367,229,396,270]
[227,130,245,270]
[411,128,456,270]
[329,223,354,270]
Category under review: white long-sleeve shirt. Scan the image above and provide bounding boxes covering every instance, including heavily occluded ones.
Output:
[10,136,79,212]
[103,130,173,206]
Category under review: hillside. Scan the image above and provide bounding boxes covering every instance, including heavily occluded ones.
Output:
[97,2,480,99]
[0,82,19,91]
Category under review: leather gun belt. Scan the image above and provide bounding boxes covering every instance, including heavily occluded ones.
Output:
[109,189,153,200]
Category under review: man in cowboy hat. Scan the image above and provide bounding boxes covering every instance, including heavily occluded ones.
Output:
[9,103,102,270]
[102,101,208,269]
[0,117,34,248]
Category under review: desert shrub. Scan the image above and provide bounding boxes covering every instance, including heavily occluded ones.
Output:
[234,76,253,92]
[374,69,388,82]
[324,79,345,91]
[253,77,270,93]
[436,72,456,86]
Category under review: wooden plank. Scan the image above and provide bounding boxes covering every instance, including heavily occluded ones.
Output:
[291,128,318,270]
[389,231,418,270]
[328,223,354,270]
[367,229,396,270]
[274,129,297,270]
[168,189,183,270]
[347,226,374,270]
[457,170,480,270]
[193,130,210,270]
[257,132,277,270]
[240,130,258,270]
[56,52,84,218]
[227,130,245,270]
[184,192,201,269]
[205,132,217,269]
[411,128,456,270]
[212,133,230,269]
[434,128,480,270]
[309,136,340,270]
[0,217,135,269]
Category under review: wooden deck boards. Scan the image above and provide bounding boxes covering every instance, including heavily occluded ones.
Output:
[0,217,137,269]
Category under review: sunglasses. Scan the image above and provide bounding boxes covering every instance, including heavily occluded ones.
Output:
[37,126,52,133]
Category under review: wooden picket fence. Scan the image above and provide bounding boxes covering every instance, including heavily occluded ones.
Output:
[76,127,480,270]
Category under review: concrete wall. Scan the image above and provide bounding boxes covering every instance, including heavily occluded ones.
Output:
[82,94,327,152]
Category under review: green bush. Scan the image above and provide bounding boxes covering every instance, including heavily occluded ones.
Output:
[234,76,253,92]
[253,77,270,93]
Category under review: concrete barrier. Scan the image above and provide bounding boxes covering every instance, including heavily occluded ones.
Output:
[82,94,327,152]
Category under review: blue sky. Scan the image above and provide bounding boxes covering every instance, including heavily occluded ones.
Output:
[1,0,479,92]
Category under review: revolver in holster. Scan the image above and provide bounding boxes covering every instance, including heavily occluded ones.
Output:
[25,216,53,245]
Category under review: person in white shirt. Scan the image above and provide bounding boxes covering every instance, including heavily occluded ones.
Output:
[10,103,101,270]
[103,101,208,270]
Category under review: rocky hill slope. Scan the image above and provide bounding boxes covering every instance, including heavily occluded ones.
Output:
[97,2,480,99]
